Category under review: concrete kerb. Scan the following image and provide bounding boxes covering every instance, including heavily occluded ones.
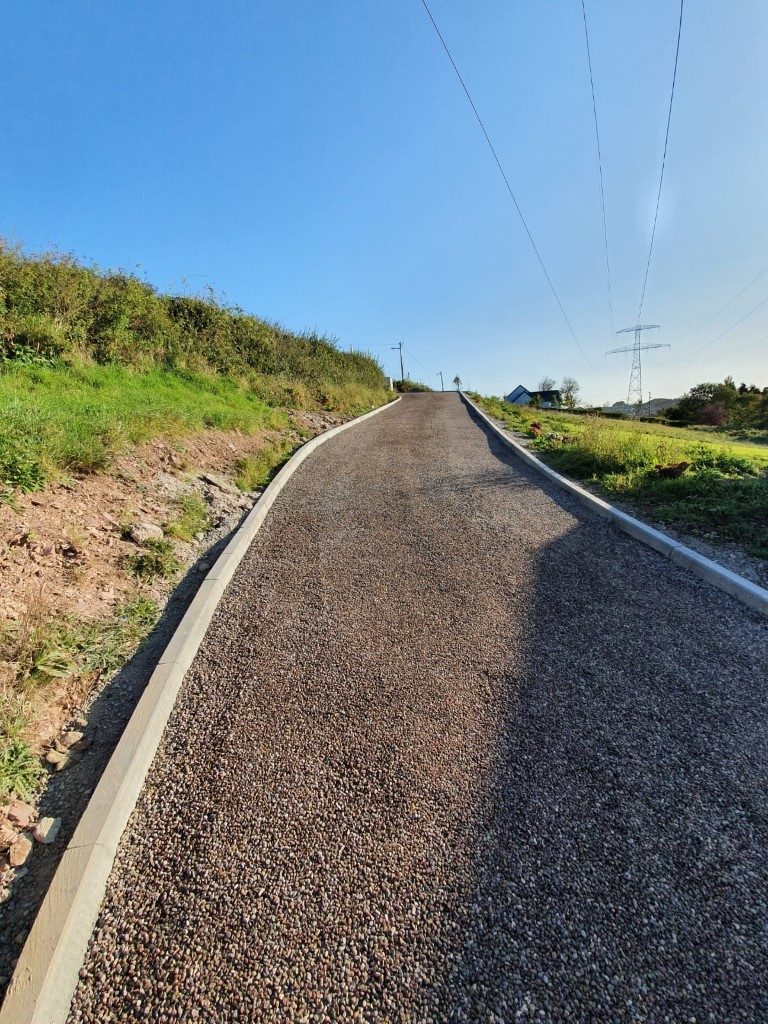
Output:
[0,396,401,1024]
[460,392,768,618]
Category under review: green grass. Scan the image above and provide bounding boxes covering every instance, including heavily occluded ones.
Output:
[0,242,392,500]
[164,492,210,541]
[235,440,294,490]
[474,394,768,556]
[0,739,46,801]
[0,362,288,493]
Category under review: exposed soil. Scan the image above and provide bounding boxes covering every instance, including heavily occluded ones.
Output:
[59,394,768,1023]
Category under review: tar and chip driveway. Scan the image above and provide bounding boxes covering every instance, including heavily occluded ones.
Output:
[67,393,767,1023]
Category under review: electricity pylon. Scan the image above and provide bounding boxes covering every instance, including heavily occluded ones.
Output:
[607,325,669,416]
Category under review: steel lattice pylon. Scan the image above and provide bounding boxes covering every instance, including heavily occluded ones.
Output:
[606,325,669,416]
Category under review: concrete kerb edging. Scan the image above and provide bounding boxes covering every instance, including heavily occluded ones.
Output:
[460,392,768,618]
[1,396,401,1024]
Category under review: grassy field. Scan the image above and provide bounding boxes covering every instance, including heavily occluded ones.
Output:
[473,395,768,558]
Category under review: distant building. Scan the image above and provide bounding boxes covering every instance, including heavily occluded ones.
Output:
[504,385,562,409]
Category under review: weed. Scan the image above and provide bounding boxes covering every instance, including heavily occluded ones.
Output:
[165,492,210,541]
[235,441,293,491]
[0,738,45,801]
[475,395,768,556]
[125,538,181,580]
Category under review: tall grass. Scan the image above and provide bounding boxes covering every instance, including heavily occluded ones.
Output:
[0,242,387,391]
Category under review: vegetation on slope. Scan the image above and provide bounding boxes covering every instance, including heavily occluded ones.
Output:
[0,242,391,805]
[474,395,768,558]
[0,242,390,496]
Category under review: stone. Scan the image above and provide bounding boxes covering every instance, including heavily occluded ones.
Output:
[129,521,164,545]
[33,817,61,844]
[200,472,239,496]
[8,835,33,867]
[6,801,34,828]
[45,749,77,772]
[60,730,85,749]
[0,824,17,851]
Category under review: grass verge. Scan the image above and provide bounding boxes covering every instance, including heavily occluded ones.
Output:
[473,394,768,557]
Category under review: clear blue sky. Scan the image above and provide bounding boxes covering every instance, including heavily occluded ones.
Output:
[2,1,767,403]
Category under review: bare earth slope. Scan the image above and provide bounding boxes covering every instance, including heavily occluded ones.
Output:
[67,393,767,1023]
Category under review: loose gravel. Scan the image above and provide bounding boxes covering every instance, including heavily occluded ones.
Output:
[66,394,768,1023]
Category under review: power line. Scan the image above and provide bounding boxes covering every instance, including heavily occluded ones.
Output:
[636,0,684,322]
[681,291,768,362]
[419,0,592,368]
[402,347,443,384]
[670,261,768,340]
[728,333,768,359]
[580,0,614,338]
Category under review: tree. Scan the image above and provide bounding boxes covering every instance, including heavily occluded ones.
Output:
[452,375,462,391]
[561,376,580,409]
[538,375,556,392]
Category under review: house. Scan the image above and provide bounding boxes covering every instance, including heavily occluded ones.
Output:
[504,385,562,409]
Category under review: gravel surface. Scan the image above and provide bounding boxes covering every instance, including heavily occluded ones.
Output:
[65,393,768,1023]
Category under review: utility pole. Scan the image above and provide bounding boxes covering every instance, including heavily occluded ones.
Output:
[606,325,669,417]
[438,371,444,392]
[390,342,404,381]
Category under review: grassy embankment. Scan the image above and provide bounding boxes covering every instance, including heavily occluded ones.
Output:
[473,395,768,559]
[0,244,390,798]
[0,243,390,498]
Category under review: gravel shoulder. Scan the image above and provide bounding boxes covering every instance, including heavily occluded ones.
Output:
[64,393,767,1023]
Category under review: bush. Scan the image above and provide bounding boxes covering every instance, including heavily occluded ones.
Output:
[0,239,388,403]
[394,379,433,393]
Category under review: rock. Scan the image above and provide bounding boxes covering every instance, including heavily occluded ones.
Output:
[200,472,239,496]
[6,800,35,828]
[60,730,84,749]
[0,824,17,852]
[14,930,27,945]
[8,835,33,867]
[33,817,61,844]
[129,522,164,545]
[45,749,77,772]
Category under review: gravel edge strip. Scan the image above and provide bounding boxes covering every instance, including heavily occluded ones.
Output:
[0,397,401,1024]
[461,392,768,618]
